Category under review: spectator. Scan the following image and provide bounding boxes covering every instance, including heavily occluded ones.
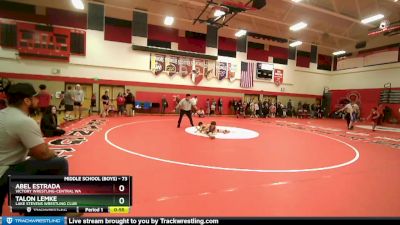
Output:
[377,104,384,125]
[40,105,66,137]
[64,86,74,120]
[316,104,323,118]
[0,83,68,216]
[205,99,210,116]
[58,91,65,114]
[73,84,84,119]
[37,84,51,114]
[116,93,125,116]
[89,93,96,116]
[233,99,238,115]
[269,103,276,118]
[287,99,293,117]
[249,101,256,118]
[277,102,283,117]
[218,97,223,115]
[101,90,110,117]
[125,89,135,117]
[383,106,392,123]
[237,101,245,118]
[161,95,168,114]
[210,99,216,116]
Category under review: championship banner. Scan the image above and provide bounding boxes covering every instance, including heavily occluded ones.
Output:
[178,57,193,78]
[205,60,217,80]
[192,59,205,85]
[228,63,237,82]
[218,62,228,80]
[274,69,283,86]
[150,54,165,75]
[166,56,179,76]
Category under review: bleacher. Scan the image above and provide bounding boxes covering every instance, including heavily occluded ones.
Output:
[380,89,400,104]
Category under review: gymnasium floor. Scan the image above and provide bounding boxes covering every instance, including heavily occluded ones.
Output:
[3,115,400,217]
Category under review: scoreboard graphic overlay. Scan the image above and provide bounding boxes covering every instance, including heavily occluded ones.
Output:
[8,176,132,214]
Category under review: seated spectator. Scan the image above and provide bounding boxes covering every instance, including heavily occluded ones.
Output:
[40,105,66,137]
[196,108,205,118]
[108,104,115,116]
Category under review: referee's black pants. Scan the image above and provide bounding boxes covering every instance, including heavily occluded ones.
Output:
[345,113,351,128]
[177,109,194,127]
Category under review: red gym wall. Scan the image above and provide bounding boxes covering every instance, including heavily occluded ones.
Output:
[136,91,241,114]
[330,88,400,120]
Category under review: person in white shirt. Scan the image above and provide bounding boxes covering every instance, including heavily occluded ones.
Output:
[73,84,85,119]
[337,102,354,129]
[176,94,196,128]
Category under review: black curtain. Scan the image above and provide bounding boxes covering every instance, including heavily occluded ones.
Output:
[70,32,85,54]
[0,24,17,48]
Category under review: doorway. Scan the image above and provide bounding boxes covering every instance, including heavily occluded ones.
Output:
[244,94,260,103]
[99,85,125,112]
[65,83,93,111]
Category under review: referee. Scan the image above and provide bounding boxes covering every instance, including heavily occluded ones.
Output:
[176,94,196,128]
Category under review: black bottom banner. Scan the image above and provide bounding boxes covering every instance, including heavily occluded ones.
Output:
[2,217,399,225]
[66,217,399,225]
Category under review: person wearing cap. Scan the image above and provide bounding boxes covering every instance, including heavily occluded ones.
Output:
[176,94,196,128]
[0,83,68,216]
[73,84,85,119]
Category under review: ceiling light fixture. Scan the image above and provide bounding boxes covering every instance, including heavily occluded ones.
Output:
[71,0,84,10]
[164,16,174,26]
[289,41,302,47]
[214,9,226,17]
[235,30,247,37]
[292,0,302,3]
[361,14,384,24]
[333,50,346,56]
[289,22,307,31]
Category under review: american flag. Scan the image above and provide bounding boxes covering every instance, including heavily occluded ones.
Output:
[240,61,254,88]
